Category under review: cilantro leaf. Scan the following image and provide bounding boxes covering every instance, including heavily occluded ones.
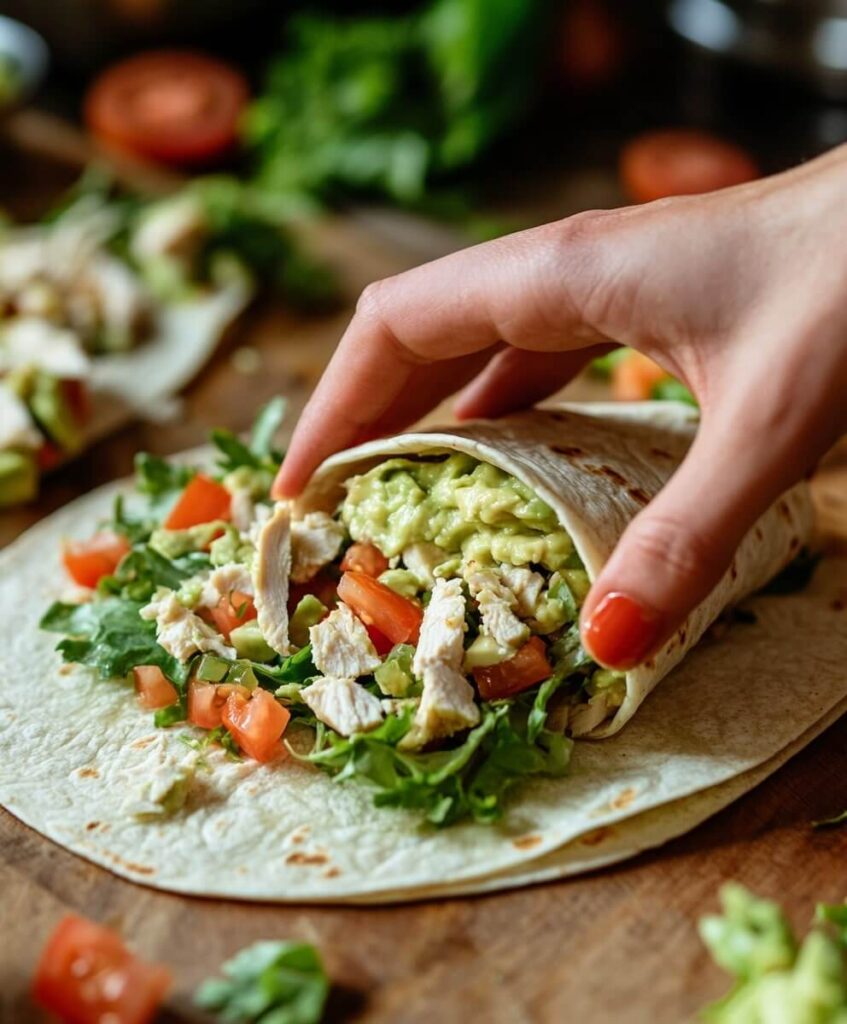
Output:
[135,453,193,499]
[40,599,189,689]
[195,940,329,1024]
[212,397,287,475]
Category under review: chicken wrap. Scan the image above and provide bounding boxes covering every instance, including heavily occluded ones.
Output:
[1,400,844,904]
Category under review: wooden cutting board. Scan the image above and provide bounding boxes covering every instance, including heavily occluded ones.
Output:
[1,129,847,1024]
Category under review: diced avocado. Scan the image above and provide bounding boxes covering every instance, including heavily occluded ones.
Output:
[341,454,574,572]
[224,465,273,500]
[375,643,417,697]
[289,594,327,648]
[378,568,420,599]
[562,569,591,602]
[226,661,258,691]
[210,525,255,568]
[586,668,626,707]
[196,653,230,682]
[150,521,225,559]
[28,372,84,454]
[531,573,577,635]
[0,449,38,507]
[462,634,511,671]
[230,621,276,663]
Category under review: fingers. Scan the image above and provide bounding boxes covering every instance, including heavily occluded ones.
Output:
[273,215,611,496]
[454,345,613,420]
[579,407,814,670]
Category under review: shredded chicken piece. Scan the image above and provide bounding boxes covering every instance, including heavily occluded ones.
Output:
[227,487,255,533]
[253,502,292,656]
[413,577,466,674]
[198,563,254,609]
[0,382,41,450]
[465,565,529,652]
[499,564,545,618]
[402,542,448,586]
[310,603,381,678]
[569,696,611,737]
[301,676,384,736]
[131,195,206,263]
[0,316,91,378]
[290,512,346,582]
[400,663,480,750]
[140,591,234,662]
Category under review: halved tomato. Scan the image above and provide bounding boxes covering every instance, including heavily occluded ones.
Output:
[337,571,423,646]
[133,666,178,710]
[85,50,248,167]
[63,531,131,588]
[611,351,668,401]
[33,914,171,1024]
[222,688,290,763]
[163,474,231,531]
[474,636,552,700]
[340,542,389,578]
[620,129,759,204]
[187,681,250,730]
[205,590,257,641]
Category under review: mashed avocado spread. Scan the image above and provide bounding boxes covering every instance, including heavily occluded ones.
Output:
[341,454,575,571]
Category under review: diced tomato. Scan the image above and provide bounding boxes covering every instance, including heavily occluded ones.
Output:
[205,590,257,641]
[474,637,553,701]
[63,531,131,588]
[38,440,64,472]
[337,571,423,646]
[163,474,231,530]
[84,51,248,167]
[340,542,389,578]
[366,623,394,656]
[620,129,759,204]
[62,379,91,426]
[187,680,249,730]
[133,666,178,710]
[222,688,290,763]
[33,914,171,1024]
[611,351,668,401]
[287,571,338,615]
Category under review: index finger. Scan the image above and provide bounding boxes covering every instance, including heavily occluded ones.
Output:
[272,218,606,497]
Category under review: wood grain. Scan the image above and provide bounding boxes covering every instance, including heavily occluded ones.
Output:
[1,150,847,1024]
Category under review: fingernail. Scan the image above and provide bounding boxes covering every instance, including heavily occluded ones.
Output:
[582,592,663,670]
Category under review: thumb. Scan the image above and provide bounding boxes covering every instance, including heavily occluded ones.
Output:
[578,413,805,670]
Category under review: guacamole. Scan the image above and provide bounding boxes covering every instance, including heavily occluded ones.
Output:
[341,454,575,572]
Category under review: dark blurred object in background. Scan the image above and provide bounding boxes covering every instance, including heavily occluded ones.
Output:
[669,0,847,100]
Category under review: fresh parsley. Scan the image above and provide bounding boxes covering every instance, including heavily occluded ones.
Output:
[196,940,329,1024]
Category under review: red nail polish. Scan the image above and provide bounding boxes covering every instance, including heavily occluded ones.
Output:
[582,592,663,670]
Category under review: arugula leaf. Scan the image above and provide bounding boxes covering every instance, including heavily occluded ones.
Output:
[40,599,189,689]
[97,547,209,603]
[212,397,287,475]
[135,453,193,498]
[195,940,329,1024]
[259,645,317,689]
[250,397,287,460]
[301,700,571,827]
[699,885,847,1022]
[154,702,187,728]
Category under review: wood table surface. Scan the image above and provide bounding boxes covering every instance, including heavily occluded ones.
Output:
[2,144,847,1024]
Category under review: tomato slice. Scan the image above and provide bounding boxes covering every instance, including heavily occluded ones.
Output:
[38,439,64,472]
[340,542,389,578]
[611,351,668,401]
[62,379,91,427]
[337,571,423,646]
[163,474,231,531]
[84,50,248,167]
[620,129,759,204]
[473,637,553,701]
[222,688,290,763]
[133,666,178,710]
[204,590,257,641]
[33,914,171,1024]
[63,531,131,588]
[366,623,394,657]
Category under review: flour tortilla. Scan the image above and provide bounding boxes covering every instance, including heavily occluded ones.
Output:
[0,402,842,904]
[296,402,814,736]
[84,281,249,443]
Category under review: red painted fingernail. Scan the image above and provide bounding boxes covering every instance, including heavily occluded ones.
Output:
[582,592,663,670]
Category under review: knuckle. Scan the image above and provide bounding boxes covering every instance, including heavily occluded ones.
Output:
[355,277,395,322]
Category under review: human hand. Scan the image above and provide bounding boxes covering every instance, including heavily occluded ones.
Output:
[273,143,847,670]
